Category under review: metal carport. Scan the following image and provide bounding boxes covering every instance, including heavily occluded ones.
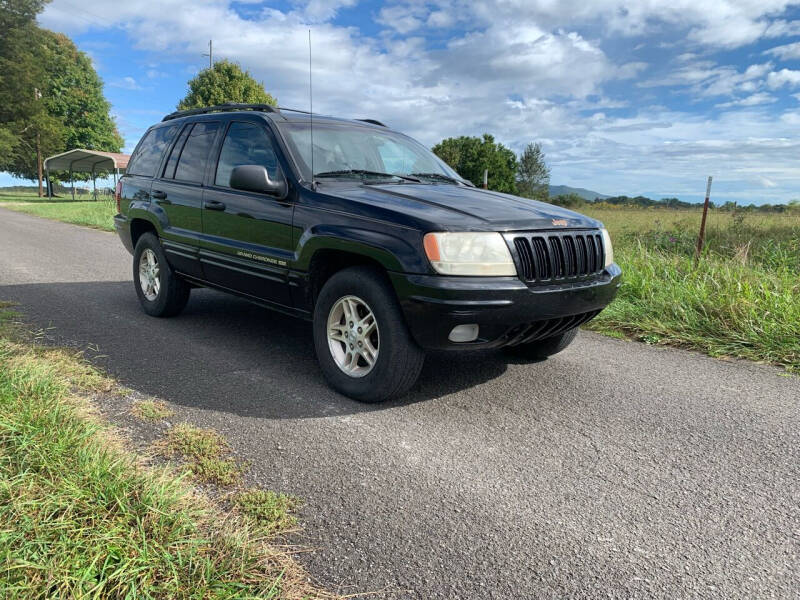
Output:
[43,149,130,200]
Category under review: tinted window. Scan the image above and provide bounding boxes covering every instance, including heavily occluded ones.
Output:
[174,122,219,184]
[127,125,178,177]
[162,125,192,179]
[215,122,281,187]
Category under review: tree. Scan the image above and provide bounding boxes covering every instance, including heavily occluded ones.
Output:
[432,134,518,194]
[39,31,123,155]
[177,60,277,110]
[516,142,550,201]
[1,7,122,191]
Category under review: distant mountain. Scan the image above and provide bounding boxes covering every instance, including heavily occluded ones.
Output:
[548,185,610,201]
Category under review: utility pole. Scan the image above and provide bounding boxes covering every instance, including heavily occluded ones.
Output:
[483,169,488,190]
[202,40,213,69]
[34,87,43,197]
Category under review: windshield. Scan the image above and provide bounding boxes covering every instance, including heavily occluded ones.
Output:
[277,121,466,184]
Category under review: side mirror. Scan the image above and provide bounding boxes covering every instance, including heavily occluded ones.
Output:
[230,165,287,197]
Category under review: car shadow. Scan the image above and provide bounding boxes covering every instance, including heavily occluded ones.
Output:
[0,281,509,418]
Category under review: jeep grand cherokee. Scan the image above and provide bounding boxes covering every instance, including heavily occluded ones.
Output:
[114,103,621,402]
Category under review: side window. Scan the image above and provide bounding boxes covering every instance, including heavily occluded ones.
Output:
[127,125,178,177]
[215,122,281,188]
[174,122,219,184]
[162,124,192,180]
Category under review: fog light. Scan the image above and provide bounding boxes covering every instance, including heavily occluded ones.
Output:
[449,324,479,343]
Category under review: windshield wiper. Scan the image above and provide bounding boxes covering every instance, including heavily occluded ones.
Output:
[315,169,421,183]
[410,172,472,186]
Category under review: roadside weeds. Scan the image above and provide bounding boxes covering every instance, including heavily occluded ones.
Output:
[0,303,335,599]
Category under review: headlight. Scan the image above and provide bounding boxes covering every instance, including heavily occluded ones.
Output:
[601,228,614,267]
[423,232,516,276]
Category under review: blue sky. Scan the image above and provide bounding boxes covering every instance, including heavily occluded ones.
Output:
[4,0,800,203]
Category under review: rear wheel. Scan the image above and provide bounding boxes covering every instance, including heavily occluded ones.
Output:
[133,232,190,317]
[313,266,424,402]
[504,327,579,360]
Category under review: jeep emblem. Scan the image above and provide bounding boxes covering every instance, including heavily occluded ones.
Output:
[552,219,568,227]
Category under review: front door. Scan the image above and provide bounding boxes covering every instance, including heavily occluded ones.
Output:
[200,120,294,307]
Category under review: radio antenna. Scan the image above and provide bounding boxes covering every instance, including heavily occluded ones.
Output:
[308,29,316,191]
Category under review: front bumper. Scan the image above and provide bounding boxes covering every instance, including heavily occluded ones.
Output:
[390,264,622,350]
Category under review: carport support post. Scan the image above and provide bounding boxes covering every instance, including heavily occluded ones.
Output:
[91,167,97,200]
[45,166,52,199]
[69,167,75,201]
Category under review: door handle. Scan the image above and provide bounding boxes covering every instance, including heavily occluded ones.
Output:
[204,200,226,211]
[151,189,167,200]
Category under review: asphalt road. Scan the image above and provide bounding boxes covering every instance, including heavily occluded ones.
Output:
[0,207,798,598]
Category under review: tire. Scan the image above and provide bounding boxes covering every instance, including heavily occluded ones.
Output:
[313,266,425,402]
[504,327,579,360]
[133,232,190,317]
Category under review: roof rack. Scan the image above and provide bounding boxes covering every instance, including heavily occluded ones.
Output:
[161,103,280,122]
[357,118,387,127]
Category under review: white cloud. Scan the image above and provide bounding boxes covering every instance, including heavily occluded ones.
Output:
[767,69,800,89]
[302,0,358,22]
[763,18,800,37]
[765,41,800,60]
[716,92,776,108]
[110,76,143,90]
[641,60,773,97]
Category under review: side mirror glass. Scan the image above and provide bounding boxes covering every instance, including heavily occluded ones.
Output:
[230,165,287,197]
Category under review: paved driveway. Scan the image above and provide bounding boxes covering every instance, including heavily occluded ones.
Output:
[1,207,797,598]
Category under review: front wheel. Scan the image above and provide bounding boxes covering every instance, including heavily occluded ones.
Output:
[504,327,579,360]
[133,232,190,317]
[313,266,425,402]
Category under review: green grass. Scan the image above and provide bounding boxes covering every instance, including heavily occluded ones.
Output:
[131,399,174,421]
[583,207,800,372]
[235,490,301,536]
[161,424,244,487]
[1,198,116,231]
[0,310,329,599]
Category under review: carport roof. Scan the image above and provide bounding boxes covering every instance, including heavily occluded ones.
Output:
[44,149,130,172]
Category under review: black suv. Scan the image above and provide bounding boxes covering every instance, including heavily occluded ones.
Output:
[114,103,621,402]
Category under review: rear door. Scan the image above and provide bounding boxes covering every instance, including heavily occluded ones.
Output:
[199,119,294,306]
[121,124,180,221]
[151,120,220,278]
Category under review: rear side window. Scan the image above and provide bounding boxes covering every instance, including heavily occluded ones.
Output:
[215,122,281,187]
[162,125,192,180]
[127,125,178,177]
[173,122,219,184]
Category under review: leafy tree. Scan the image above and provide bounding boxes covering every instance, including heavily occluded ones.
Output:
[39,31,123,155]
[177,60,277,110]
[516,142,550,201]
[432,134,518,194]
[0,0,51,166]
[1,7,122,190]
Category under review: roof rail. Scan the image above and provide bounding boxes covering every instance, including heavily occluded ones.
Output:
[161,103,279,122]
[357,118,387,127]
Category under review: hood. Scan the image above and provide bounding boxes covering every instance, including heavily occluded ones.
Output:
[315,181,601,231]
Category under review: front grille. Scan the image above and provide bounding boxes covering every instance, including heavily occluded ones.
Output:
[501,310,601,346]
[512,230,604,283]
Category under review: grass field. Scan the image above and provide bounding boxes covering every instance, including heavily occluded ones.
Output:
[2,194,797,371]
[0,306,329,599]
[0,194,115,230]
[584,206,800,372]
